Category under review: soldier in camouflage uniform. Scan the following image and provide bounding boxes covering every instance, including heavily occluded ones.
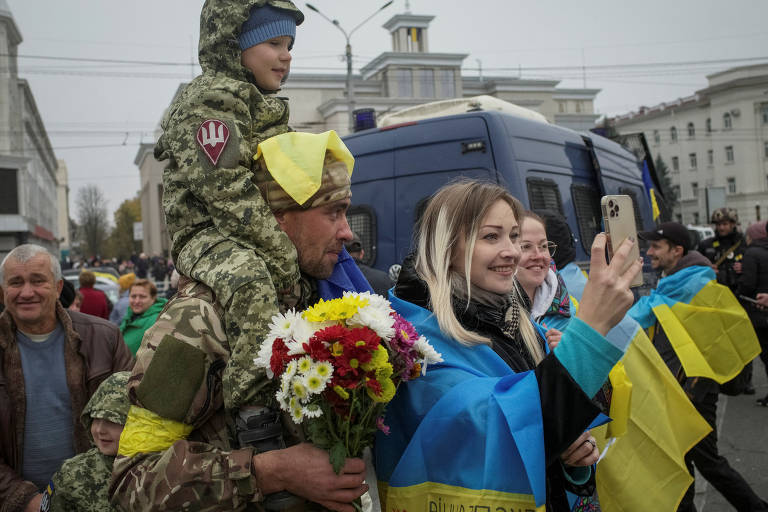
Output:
[156,0,304,413]
[42,372,131,512]
[110,133,369,512]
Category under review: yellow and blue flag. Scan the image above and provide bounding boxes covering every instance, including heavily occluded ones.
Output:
[376,294,547,511]
[559,263,710,511]
[629,265,760,384]
[641,159,661,221]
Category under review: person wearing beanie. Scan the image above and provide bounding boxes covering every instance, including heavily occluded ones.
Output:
[109,272,135,326]
[738,221,768,406]
[110,131,370,511]
[153,0,305,414]
[42,372,131,512]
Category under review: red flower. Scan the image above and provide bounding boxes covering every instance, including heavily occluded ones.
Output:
[270,338,290,377]
[303,336,332,361]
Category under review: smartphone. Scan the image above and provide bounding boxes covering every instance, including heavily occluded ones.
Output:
[739,295,760,305]
[601,195,643,288]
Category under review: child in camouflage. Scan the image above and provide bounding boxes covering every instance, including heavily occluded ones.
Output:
[41,372,131,512]
[154,0,305,412]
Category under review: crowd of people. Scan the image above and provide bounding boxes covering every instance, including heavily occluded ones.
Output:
[1,1,766,511]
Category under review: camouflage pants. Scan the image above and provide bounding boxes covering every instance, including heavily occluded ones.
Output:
[179,238,279,412]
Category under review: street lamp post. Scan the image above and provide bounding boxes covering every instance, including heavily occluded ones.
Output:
[305,1,393,133]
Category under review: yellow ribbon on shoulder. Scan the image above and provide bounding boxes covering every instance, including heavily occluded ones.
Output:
[117,405,194,457]
[254,130,355,206]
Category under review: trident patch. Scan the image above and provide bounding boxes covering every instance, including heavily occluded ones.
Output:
[196,119,230,166]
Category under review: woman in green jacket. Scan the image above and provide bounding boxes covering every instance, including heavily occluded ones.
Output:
[119,279,167,355]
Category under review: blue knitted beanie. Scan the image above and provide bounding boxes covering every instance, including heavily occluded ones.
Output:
[239,5,298,51]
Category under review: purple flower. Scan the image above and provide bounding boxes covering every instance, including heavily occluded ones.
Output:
[376,416,390,435]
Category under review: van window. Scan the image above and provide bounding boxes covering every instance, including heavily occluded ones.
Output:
[347,205,377,266]
[570,184,601,252]
[618,187,644,232]
[526,177,564,215]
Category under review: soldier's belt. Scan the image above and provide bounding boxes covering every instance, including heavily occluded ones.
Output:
[118,405,194,457]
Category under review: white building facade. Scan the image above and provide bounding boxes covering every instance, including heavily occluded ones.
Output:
[281,11,600,134]
[0,1,61,257]
[612,64,768,227]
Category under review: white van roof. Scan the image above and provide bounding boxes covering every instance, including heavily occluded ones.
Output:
[377,95,549,127]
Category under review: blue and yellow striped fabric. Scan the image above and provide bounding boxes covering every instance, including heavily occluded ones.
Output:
[629,265,760,384]
[559,263,711,511]
[376,294,547,511]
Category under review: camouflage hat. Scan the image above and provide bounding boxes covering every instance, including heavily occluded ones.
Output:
[710,207,738,224]
[81,371,131,430]
[254,131,354,211]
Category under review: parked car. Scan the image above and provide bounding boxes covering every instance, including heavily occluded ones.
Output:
[687,225,715,247]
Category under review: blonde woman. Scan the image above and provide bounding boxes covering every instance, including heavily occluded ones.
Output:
[375,180,641,512]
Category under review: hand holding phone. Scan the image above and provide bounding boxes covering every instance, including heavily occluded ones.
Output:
[601,195,643,288]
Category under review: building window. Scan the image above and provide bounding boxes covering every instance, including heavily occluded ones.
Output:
[653,130,660,145]
[672,185,680,199]
[670,126,678,143]
[558,101,565,113]
[0,169,19,214]
[725,145,734,163]
[757,205,762,221]
[671,156,679,171]
[691,182,699,198]
[762,105,768,125]
[439,69,455,98]
[707,149,714,165]
[727,177,736,194]
[764,141,768,159]
[689,153,697,169]
[723,112,732,130]
[397,69,413,97]
[417,69,435,98]
[687,122,695,138]
[693,212,700,224]
[676,213,683,223]
[575,101,582,113]
[705,118,712,133]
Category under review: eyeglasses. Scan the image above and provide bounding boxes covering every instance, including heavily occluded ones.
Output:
[519,241,557,256]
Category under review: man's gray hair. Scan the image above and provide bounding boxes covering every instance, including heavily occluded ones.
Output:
[0,244,62,283]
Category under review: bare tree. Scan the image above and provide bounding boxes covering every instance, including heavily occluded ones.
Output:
[75,184,110,258]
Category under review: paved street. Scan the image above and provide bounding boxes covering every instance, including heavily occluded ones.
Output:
[695,357,768,511]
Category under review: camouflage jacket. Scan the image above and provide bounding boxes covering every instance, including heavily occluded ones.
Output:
[46,372,131,512]
[157,0,303,292]
[110,276,316,511]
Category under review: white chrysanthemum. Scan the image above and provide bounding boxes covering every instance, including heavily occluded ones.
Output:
[268,310,300,340]
[414,335,443,375]
[291,377,308,400]
[290,405,304,423]
[297,356,313,374]
[313,361,334,382]
[276,381,290,411]
[302,404,323,419]
[349,292,395,340]
[284,360,298,380]
[304,372,327,394]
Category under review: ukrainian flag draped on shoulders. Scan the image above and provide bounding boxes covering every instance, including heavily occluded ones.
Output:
[375,293,547,512]
[559,263,710,511]
[628,264,760,383]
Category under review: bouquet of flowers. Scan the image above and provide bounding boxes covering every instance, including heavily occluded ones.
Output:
[254,291,441,472]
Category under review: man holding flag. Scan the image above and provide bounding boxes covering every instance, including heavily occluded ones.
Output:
[629,221,767,511]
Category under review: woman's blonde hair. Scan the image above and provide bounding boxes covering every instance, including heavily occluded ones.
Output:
[413,180,544,363]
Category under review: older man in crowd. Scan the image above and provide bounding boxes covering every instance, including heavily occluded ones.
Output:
[0,244,134,512]
[111,131,371,512]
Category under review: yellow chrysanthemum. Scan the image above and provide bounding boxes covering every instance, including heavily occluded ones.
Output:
[375,361,393,380]
[366,377,396,403]
[303,296,369,323]
[331,342,344,357]
[333,385,350,400]
[361,345,389,372]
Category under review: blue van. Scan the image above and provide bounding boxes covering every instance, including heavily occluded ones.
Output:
[343,109,655,277]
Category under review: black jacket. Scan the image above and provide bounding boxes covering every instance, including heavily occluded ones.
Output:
[738,238,768,298]
[697,231,746,291]
[394,257,600,511]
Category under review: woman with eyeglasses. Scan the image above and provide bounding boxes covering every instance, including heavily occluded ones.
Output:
[376,180,642,511]
[515,212,572,348]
